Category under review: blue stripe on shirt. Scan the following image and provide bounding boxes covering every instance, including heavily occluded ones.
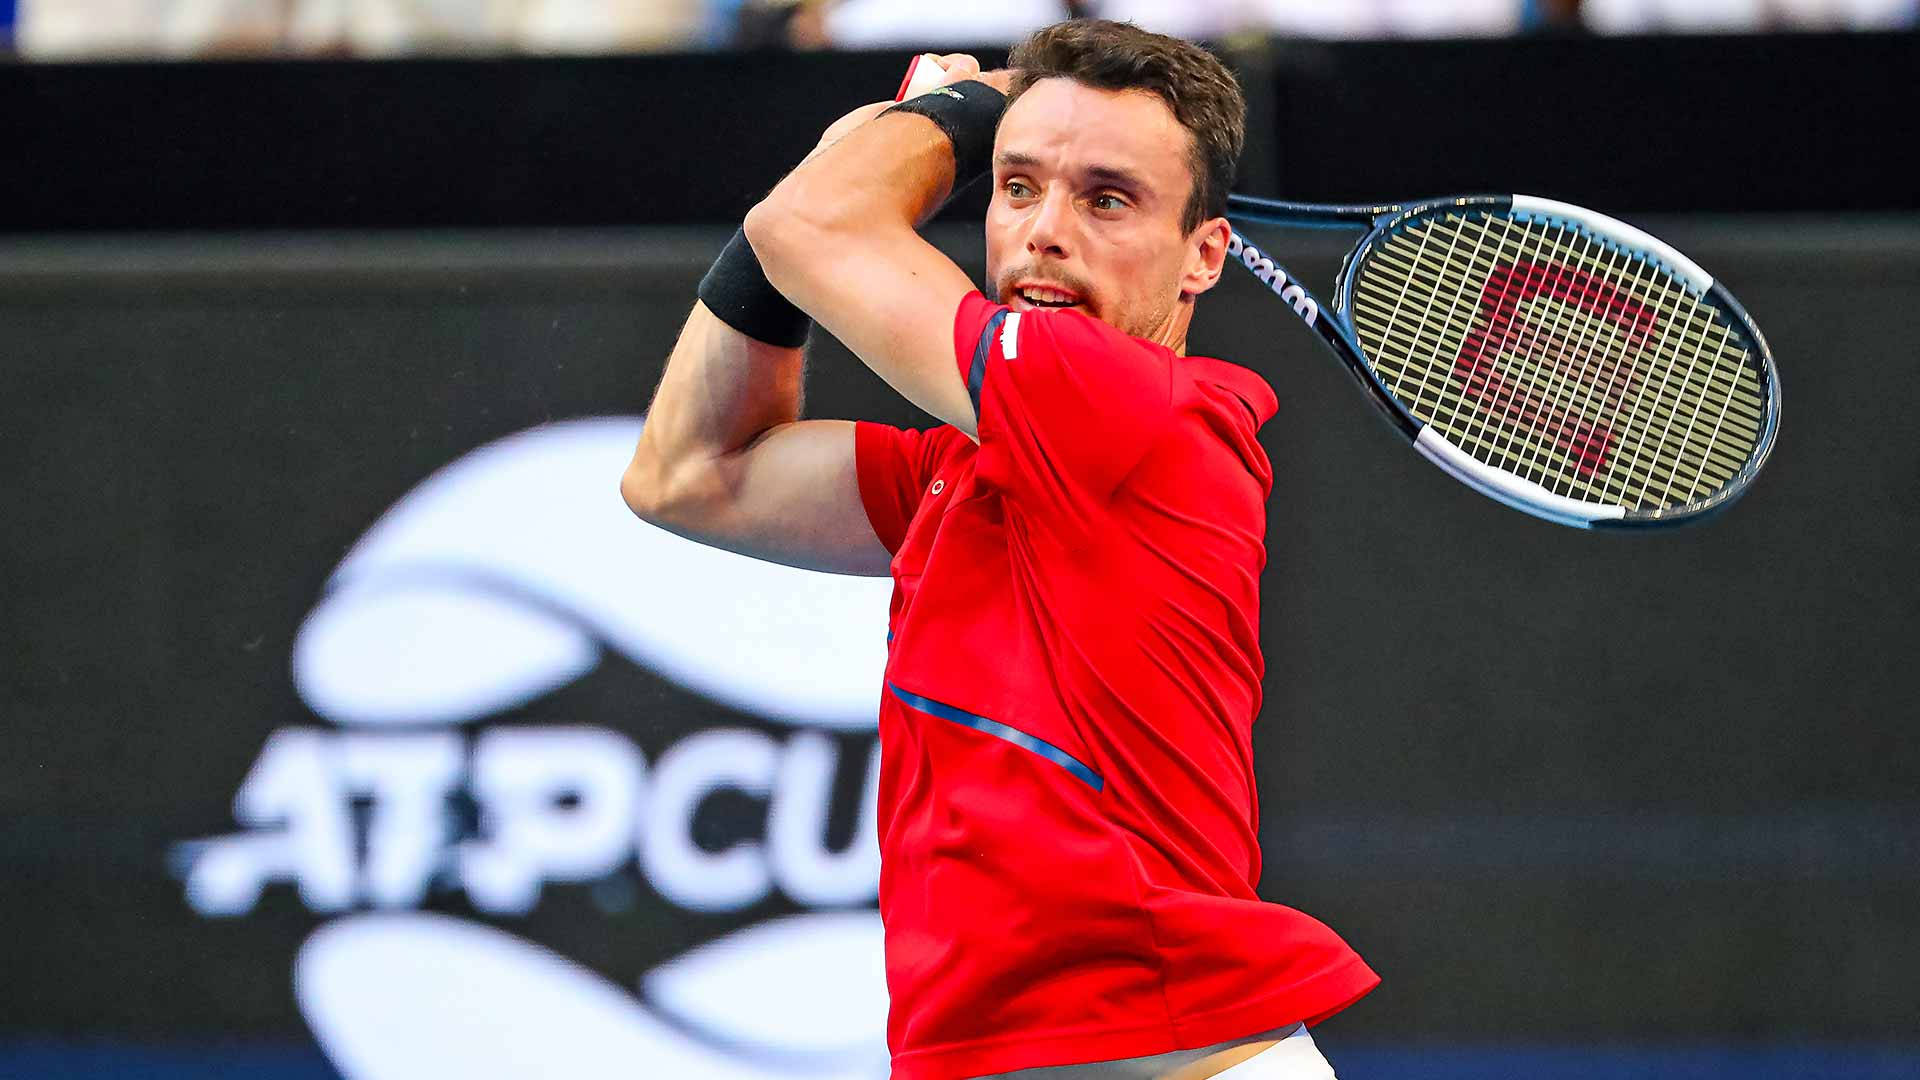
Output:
[887,682,1104,791]
[967,309,1007,418]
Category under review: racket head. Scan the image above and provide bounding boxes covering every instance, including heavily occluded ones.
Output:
[1329,195,1779,528]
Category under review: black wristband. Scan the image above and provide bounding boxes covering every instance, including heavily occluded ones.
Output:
[883,80,1008,192]
[697,227,811,349]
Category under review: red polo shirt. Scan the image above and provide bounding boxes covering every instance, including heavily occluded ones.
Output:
[855,292,1377,1080]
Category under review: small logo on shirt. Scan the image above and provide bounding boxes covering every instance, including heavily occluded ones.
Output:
[929,479,945,496]
[999,312,1022,359]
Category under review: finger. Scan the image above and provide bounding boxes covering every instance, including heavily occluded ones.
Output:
[933,53,981,84]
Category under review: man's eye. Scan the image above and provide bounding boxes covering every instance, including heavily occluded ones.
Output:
[1005,180,1033,198]
[1092,194,1126,211]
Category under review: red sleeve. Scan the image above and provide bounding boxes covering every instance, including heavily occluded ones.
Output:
[854,420,949,556]
[952,291,1178,514]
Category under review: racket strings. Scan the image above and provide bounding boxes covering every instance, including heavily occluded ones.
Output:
[1508,219,1753,509]
[1350,212,1764,510]
[1366,216,1761,507]
[1455,219,1721,504]
[1358,230,1673,504]
[1366,217,1758,491]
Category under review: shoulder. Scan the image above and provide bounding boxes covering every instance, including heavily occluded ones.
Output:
[1007,305,1160,364]
[1016,310,1275,427]
[1181,356,1279,430]
[1133,357,1277,495]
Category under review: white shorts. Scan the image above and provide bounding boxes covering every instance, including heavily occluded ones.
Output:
[977,1023,1337,1080]
[1206,1025,1338,1079]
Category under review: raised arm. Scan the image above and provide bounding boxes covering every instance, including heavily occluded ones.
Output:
[743,64,1013,443]
[624,57,999,576]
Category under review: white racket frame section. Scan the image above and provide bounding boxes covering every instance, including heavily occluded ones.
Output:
[1415,427,1627,528]
[1509,195,1714,293]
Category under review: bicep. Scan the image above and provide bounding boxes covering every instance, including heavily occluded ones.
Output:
[643,420,895,577]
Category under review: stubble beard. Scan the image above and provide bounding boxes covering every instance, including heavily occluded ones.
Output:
[984,263,1182,345]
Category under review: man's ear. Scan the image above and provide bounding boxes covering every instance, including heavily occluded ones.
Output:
[1181,216,1232,299]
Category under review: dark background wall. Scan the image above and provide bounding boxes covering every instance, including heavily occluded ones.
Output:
[3,32,1918,1079]
[1,33,1914,232]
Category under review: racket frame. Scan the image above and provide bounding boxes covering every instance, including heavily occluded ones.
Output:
[1225,193,1781,529]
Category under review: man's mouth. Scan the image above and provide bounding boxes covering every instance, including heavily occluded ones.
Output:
[1011,282,1084,311]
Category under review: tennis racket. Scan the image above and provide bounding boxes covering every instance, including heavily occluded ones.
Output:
[1225,193,1780,528]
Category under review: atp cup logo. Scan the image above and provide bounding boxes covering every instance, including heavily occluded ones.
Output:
[174,417,896,1080]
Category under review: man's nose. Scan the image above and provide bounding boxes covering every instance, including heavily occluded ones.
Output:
[1025,188,1076,259]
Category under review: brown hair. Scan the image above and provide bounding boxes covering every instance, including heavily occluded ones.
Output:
[1007,19,1246,233]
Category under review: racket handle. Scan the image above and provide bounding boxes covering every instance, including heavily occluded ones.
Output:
[895,53,949,102]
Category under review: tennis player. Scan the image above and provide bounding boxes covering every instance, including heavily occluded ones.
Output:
[622,19,1377,1079]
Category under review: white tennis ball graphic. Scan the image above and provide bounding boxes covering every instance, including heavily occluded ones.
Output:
[291,416,892,730]
[277,418,898,1079]
[297,911,889,1080]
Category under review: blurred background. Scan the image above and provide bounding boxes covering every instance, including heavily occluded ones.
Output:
[2,3,1917,1080]
[3,0,1918,56]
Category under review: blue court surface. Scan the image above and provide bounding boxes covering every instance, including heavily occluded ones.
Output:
[1336,1045,1920,1080]
[3,1042,1918,1079]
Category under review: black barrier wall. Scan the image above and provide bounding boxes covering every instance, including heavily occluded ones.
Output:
[2,221,1917,1061]
[2,32,1916,232]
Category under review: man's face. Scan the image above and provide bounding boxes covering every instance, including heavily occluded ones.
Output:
[985,77,1215,346]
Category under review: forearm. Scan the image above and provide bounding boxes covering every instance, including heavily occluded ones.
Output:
[745,110,957,275]
[624,301,802,509]
[641,107,944,479]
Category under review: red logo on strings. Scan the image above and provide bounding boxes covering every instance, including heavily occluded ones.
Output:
[1452,261,1657,478]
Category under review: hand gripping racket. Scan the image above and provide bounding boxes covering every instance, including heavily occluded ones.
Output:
[896,53,954,101]
[1225,194,1780,528]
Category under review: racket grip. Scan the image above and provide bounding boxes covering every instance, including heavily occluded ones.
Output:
[895,53,949,102]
